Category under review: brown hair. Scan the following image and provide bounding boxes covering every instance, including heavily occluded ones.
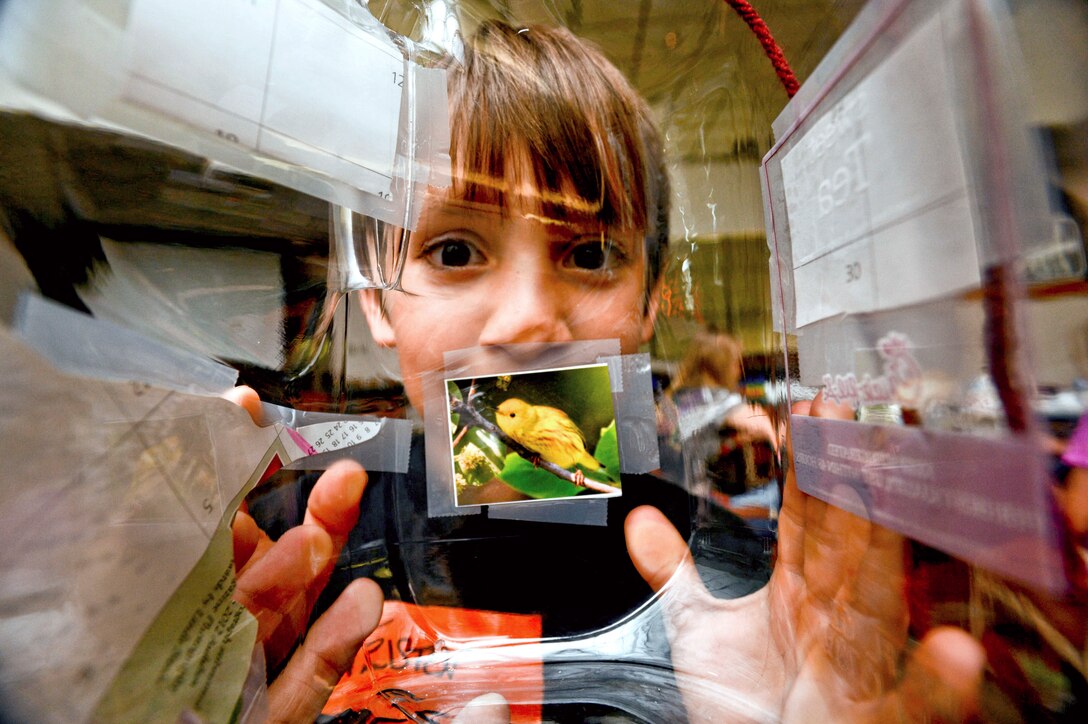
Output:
[445,21,670,284]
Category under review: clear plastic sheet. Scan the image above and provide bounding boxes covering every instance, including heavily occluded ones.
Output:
[14,292,240,395]
[0,327,276,723]
[0,0,452,230]
[762,0,1070,592]
[1,0,1086,722]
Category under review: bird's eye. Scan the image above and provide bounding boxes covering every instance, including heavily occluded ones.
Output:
[510,413,516,418]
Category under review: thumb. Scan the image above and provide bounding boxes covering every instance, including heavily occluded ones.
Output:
[267,578,384,723]
[222,385,263,425]
[451,693,510,724]
[624,505,695,593]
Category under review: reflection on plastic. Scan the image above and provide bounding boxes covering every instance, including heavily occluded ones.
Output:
[0,326,276,722]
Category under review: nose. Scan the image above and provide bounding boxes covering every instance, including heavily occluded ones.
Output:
[477,268,575,347]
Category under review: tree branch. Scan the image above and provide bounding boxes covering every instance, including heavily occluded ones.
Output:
[450,396,617,495]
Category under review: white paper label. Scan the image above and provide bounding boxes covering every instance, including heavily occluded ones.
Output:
[296,420,382,454]
[124,0,403,197]
[781,10,980,328]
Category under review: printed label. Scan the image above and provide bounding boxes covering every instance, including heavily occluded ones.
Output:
[779,10,980,327]
[791,415,1065,593]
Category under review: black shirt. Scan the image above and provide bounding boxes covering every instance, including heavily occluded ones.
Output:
[250,433,768,721]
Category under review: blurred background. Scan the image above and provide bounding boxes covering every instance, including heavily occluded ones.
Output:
[0,0,873,414]
[1,0,1084,420]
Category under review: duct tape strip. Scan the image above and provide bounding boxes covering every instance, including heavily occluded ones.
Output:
[260,402,411,474]
[421,341,658,526]
[13,292,239,396]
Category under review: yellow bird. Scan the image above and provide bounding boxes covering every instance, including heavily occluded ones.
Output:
[494,398,601,472]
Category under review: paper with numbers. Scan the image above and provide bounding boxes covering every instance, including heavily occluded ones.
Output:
[780,9,980,328]
[124,0,404,198]
[0,326,277,722]
[290,419,384,455]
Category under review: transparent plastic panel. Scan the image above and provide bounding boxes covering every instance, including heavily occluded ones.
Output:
[3,0,1087,722]
[763,0,1078,590]
[0,0,452,229]
[764,0,1088,721]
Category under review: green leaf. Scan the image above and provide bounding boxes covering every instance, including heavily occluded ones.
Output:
[467,427,506,469]
[447,381,462,428]
[593,420,621,482]
[498,454,583,499]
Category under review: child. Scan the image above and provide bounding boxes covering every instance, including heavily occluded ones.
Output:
[360,20,668,415]
[239,20,985,723]
[247,23,699,718]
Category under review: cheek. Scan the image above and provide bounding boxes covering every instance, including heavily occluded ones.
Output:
[387,295,501,415]
[385,313,446,416]
[569,287,649,350]
[387,300,481,373]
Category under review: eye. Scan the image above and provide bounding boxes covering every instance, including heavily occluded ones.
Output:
[438,241,472,267]
[570,242,607,270]
[562,237,628,273]
[421,237,485,268]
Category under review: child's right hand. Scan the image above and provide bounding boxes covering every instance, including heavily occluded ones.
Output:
[223,387,384,723]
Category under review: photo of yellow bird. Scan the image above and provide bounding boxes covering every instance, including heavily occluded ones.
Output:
[494,397,601,472]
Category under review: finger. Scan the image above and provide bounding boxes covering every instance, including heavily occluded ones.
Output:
[222,385,263,424]
[777,391,856,579]
[820,521,909,696]
[803,494,871,603]
[303,460,366,553]
[809,390,855,420]
[893,626,985,721]
[624,505,695,593]
[777,420,808,578]
[450,693,511,724]
[267,578,384,724]
[234,524,336,666]
[231,510,263,572]
[851,521,908,623]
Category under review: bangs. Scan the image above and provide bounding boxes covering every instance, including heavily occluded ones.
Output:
[447,23,651,231]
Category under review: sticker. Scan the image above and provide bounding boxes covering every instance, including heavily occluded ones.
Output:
[820,331,923,410]
[444,364,622,507]
[791,415,1065,593]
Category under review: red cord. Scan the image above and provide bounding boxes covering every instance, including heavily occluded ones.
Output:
[722,0,800,98]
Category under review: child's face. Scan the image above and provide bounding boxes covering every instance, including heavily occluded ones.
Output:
[364,186,659,413]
